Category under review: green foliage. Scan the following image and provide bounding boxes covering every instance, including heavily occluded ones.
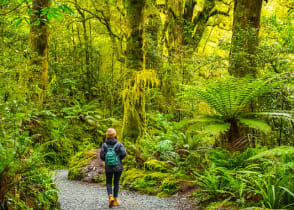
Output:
[185,76,276,118]
[239,118,271,133]
[249,146,294,160]
[1,0,294,208]
[0,137,58,209]
[121,165,180,196]
[144,159,169,172]
[193,147,294,208]
[159,177,180,197]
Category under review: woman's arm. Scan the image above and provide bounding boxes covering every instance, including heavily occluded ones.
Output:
[100,143,107,161]
[119,143,127,160]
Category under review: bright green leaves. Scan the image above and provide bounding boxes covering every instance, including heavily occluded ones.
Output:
[40,4,74,22]
[7,1,74,27]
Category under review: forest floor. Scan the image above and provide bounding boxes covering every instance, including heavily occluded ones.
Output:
[54,169,197,210]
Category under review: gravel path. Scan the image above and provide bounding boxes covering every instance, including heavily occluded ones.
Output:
[54,170,195,210]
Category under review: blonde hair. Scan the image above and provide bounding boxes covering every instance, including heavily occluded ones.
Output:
[106,128,117,138]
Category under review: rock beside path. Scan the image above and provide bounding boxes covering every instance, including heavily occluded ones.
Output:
[54,169,197,210]
[68,149,105,183]
[81,149,105,183]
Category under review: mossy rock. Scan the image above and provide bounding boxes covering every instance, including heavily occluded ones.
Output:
[68,149,105,182]
[144,159,169,172]
[68,165,84,180]
[121,168,146,189]
[68,150,96,180]
[121,168,180,195]
[205,201,238,210]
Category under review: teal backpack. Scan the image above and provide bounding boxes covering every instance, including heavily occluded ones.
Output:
[104,142,119,166]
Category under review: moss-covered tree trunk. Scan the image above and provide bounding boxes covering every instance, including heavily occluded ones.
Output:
[124,0,144,70]
[229,0,263,77]
[143,1,161,70]
[122,0,145,140]
[190,0,216,48]
[30,0,51,95]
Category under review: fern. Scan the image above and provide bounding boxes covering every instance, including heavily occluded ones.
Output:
[239,118,271,133]
[202,123,231,135]
[249,146,294,160]
[182,76,289,142]
[186,76,275,119]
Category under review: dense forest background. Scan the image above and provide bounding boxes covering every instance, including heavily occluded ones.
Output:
[1,0,294,209]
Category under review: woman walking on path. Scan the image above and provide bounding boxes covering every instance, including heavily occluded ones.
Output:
[100,128,127,208]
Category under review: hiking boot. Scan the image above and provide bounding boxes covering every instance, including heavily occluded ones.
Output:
[109,194,114,208]
[113,198,120,206]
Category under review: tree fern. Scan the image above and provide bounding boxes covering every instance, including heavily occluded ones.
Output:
[187,76,276,119]
[183,76,286,148]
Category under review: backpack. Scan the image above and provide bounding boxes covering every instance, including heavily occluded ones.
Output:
[104,142,119,166]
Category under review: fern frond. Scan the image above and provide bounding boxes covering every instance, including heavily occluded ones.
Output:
[239,118,271,133]
[191,115,223,123]
[252,112,294,122]
[185,76,277,120]
[249,146,294,160]
[202,123,230,136]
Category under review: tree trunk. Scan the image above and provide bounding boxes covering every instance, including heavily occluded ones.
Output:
[229,0,263,77]
[191,0,216,49]
[143,2,161,70]
[122,0,145,140]
[124,0,145,70]
[30,0,51,94]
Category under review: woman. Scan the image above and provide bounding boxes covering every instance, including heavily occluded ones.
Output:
[100,128,126,208]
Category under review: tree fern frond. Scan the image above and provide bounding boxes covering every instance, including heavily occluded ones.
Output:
[249,146,294,160]
[239,118,271,133]
[202,123,230,136]
[252,112,294,122]
[187,76,276,119]
[191,115,223,123]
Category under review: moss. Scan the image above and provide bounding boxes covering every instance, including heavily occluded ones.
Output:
[156,191,170,198]
[160,177,180,195]
[121,168,178,195]
[136,178,159,194]
[144,172,169,181]
[121,168,146,189]
[92,175,105,183]
[68,150,96,180]
[205,201,237,210]
[144,159,169,172]
[68,166,83,180]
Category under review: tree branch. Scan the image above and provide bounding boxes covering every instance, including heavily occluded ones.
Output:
[0,1,25,16]
[209,10,230,17]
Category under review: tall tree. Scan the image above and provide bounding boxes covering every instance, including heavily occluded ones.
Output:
[124,0,145,70]
[229,0,263,77]
[30,0,51,95]
[122,0,147,140]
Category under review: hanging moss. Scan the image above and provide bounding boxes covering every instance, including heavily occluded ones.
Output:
[122,70,159,140]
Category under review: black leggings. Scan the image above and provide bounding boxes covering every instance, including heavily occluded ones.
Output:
[106,171,122,197]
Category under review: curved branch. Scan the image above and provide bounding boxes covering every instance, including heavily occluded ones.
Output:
[0,1,25,16]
